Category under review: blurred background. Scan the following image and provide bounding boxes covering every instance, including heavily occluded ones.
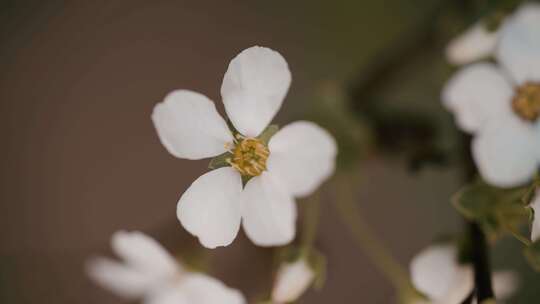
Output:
[1,0,538,303]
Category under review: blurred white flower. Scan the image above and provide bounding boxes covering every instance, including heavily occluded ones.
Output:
[446,22,498,65]
[530,190,540,242]
[86,231,246,304]
[271,258,315,303]
[152,46,337,249]
[442,3,540,187]
[445,3,539,65]
[490,271,520,302]
[410,244,474,304]
[410,244,518,304]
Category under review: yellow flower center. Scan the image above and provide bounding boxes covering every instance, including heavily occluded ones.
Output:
[512,82,540,122]
[227,136,269,177]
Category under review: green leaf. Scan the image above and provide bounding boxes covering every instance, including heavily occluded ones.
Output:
[452,180,531,243]
[524,240,540,272]
[275,246,303,265]
[257,124,279,145]
[208,151,232,170]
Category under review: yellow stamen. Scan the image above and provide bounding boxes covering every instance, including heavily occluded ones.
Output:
[229,137,269,177]
[513,82,540,122]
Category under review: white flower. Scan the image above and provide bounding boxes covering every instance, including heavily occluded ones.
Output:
[442,3,540,188]
[152,46,337,249]
[271,258,315,303]
[530,189,540,242]
[445,3,539,65]
[86,231,246,304]
[410,244,518,304]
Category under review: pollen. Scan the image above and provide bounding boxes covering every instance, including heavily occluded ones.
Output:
[227,136,269,177]
[512,82,540,122]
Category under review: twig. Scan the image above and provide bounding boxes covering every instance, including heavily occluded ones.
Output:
[333,173,410,291]
[469,222,494,301]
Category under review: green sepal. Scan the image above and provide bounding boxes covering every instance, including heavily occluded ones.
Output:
[524,240,540,272]
[522,175,540,205]
[225,118,240,136]
[178,248,212,273]
[257,124,279,145]
[275,245,303,265]
[306,248,327,290]
[275,246,327,291]
[452,180,532,243]
[208,151,232,170]
[241,175,253,187]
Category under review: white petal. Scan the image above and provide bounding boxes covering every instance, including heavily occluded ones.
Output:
[410,244,473,303]
[271,259,315,303]
[531,190,540,242]
[111,231,180,279]
[177,167,243,249]
[496,3,540,84]
[492,270,519,300]
[536,122,540,160]
[241,173,297,247]
[221,46,291,137]
[441,63,513,133]
[446,22,499,65]
[267,121,337,198]
[145,284,189,304]
[152,90,233,160]
[86,257,153,299]
[176,273,246,304]
[472,115,539,187]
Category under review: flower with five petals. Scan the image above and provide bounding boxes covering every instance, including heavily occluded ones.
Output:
[152,46,337,248]
[442,3,540,187]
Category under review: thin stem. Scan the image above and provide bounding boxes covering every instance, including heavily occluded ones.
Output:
[301,190,321,250]
[469,222,494,301]
[333,173,410,291]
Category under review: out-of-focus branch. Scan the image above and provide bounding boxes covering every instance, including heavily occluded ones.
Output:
[301,191,321,250]
[348,0,455,112]
[345,0,494,170]
[333,173,411,294]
